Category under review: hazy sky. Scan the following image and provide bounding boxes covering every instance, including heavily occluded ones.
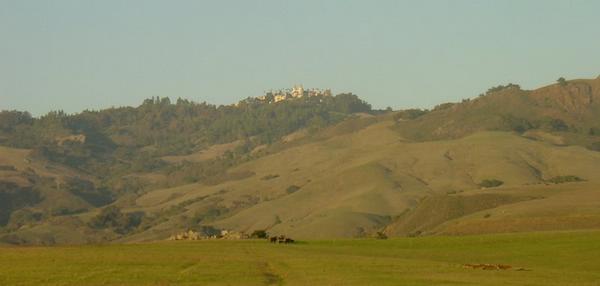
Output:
[2,0,600,115]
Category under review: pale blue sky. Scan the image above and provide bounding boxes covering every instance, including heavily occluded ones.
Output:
[1,0,600,115]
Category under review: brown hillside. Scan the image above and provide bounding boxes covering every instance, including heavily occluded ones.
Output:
[5,77,600,244]
[395,78,600,146]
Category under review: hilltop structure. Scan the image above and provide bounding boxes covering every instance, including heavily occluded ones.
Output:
[250,85,332,104]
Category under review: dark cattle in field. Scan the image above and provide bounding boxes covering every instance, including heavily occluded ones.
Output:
[277,235,286,243]
[269,235,295,244]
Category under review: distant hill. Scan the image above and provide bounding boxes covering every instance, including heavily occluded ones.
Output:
[395,78,600,149]
[0,93,373,244]
[2,78,600,245]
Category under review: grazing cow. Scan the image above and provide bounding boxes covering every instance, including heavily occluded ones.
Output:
[269,235,295,244]
[277,235,286,244]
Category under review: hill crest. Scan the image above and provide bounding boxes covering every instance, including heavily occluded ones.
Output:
[3,77,600,244]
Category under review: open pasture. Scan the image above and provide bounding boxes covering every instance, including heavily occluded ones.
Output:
[1,230,599,285]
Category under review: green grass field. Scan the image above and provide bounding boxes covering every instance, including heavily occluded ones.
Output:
[1,231,599,286]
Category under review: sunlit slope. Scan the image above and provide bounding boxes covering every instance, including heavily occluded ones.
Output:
[434,183,600,235]
[396,78,600,144]
[129,117,600,239]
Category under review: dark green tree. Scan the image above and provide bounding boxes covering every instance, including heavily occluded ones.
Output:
[557,77,567,86]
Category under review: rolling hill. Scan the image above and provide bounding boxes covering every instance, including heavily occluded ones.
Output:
[2,77,600,244]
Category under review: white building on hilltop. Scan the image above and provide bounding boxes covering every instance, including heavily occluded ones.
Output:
[242,85,332,105]
[291,85,304,98]
[274,94,287,102]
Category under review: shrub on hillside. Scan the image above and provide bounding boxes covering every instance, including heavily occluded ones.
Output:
[407,230,422,237]
[375,231,388,240]
[0,165,17,171]
[543,118,569,132]
[501,115,535,133]
[589,142,600,152]
[261,174,279,180]
[286,185,301,194]
[486,83,521,95]
[557,77,567,86]
[250,230,268,239]
[50,207,86,216]
[589,128,600,136]
[547,176,584,184]
[433,103,455,111]
[393,109,428,121]
[6,209,43,230]
[479,179,504,188]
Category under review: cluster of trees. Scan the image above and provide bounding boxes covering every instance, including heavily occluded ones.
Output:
[484,83,521,95]
[0,182,41,226]
[0,93,372,200]
[501,115,571,134]
[88,206,143,234]
[392,109,428,121]
[432,102,456,111]
[0,93,376,234]
[62,177,113,207]
[0,93,370,155]
[547,175,583,184]
[250,230,268,239]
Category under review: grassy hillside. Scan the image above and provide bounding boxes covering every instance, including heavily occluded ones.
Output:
[0,145,102,233]
[395,78,600,147]
[3,77,600,244]
[118,120,600,241]
[0,94,374,243]
[1,231,599,285]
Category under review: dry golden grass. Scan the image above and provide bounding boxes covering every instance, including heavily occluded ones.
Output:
[123,117,600,241]
[161,140,243,163]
